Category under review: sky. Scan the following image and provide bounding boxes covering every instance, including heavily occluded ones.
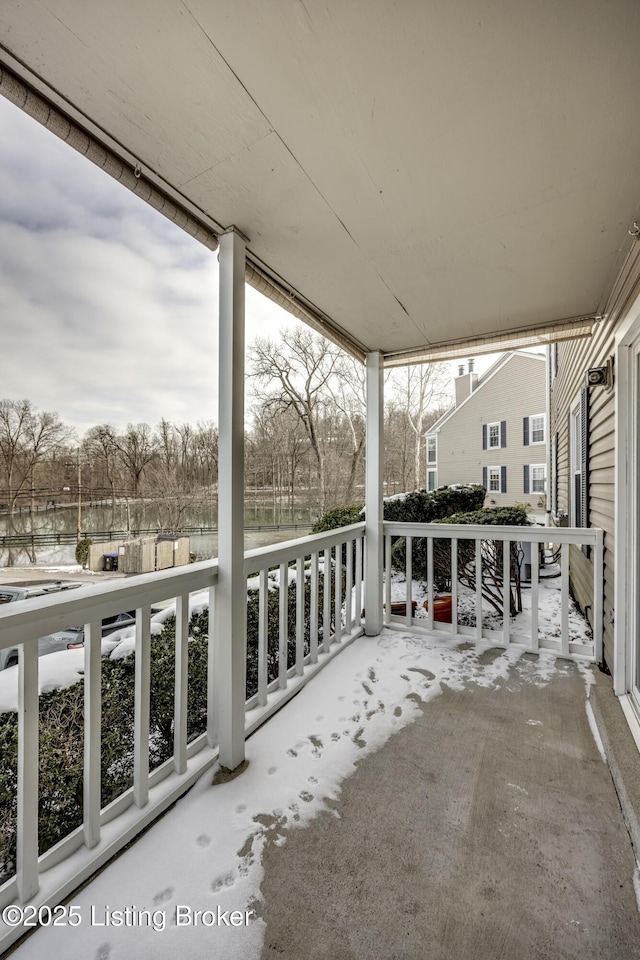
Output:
[0,95,298,436]
[0,94,534,440]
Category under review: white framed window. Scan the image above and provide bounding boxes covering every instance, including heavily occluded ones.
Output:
[483,420,506,450]
[483,465,506,493]
[427,468,437,492]
[524,463,546,495]
[426,436,437,464]
[524,413,546,445]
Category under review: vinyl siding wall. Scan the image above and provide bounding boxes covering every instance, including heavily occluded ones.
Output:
[432,353,547,509]
[549,243,640,670]
[552,329,615,666]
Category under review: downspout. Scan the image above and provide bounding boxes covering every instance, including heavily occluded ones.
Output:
[545,345,552,527]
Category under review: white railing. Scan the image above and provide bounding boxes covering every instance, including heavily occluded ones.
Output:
[383,522,603,662]
[0,522,365,952]
[243,522,365,734]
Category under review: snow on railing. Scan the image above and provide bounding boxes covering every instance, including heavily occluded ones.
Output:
[383,522,603,662]
[0,523,366,952]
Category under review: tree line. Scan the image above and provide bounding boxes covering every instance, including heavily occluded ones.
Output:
[0,328,452,525]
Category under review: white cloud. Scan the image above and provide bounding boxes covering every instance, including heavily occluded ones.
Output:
[0,96,301,434]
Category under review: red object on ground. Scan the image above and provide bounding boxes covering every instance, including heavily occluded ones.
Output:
[388,600,418,617]
[423,595,453,623]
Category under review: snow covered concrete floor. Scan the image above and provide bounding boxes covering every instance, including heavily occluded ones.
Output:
[8,629,634,960]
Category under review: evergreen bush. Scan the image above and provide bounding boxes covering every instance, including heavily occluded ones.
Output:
[75,537,92,567]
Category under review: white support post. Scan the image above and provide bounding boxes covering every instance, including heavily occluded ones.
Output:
[310,552,319,662]
[593,529,604,664]
[17,643,39,901]
[475,540,483,641]
[364,351,384,635]
[84,619,102,849]
[214,228,247,771]
[279,562,288,685]
[258,569,268,705]
[560,542,570,656]
[207,584,216,748]
[133,605,151,808]
[174,593,189,774]
[530,542,539,652]
[502,540,510,646]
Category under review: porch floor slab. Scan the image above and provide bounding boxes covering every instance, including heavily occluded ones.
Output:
[261,642,640,959]
[8,630,640,960]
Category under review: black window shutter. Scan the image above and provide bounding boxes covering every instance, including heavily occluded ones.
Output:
[482,424,487,450]
[482,466,488,490]
[501,466,507,493]
[554,343,559,376]
[500,420,507,448]
[523,417,529,446]
[523,465,530,494]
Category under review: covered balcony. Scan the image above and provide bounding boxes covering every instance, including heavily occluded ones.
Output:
[1,1,640,956]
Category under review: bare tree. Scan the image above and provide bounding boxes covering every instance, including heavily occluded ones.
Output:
[0,399,73,561]
[249,327,343,512]
[114,423,158,497]
[327,355,366,503]
[387,364,451,490]
[83,424,120,511]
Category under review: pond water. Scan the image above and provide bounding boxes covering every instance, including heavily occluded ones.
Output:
[0,501,316,567]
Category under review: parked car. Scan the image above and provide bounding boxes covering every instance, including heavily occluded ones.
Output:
[0,580,84,605]
[0,610,166,670]
[0,583,132,670]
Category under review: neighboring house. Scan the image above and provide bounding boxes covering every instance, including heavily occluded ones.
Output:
[425,352,547,509]
[548,247,640,710]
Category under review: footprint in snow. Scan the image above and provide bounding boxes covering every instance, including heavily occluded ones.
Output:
[95,946,111,960]
[267,766,278,775]
[299,790,314,803]
[196,834,211,848]
[352,727,366,749]
[235,804,247,814]
[211,871,235,893]
[153,887,174,905]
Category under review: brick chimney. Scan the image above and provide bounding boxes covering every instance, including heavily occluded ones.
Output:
[454,359,479,406]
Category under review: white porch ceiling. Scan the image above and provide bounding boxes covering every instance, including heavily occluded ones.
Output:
[1,0,640,358]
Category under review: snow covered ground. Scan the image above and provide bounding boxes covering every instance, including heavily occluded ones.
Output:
[385,564,592,645]
[7,626,591,960]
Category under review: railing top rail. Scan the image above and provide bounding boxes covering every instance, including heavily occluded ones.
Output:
[243,521,365,574]
[383,521,602,545]
[0,558,219,647]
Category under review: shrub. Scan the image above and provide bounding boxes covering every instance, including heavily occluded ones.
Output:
[383,485,486,524]
[0,611,210,884]
[311,504,363,534]
[0,586,334,883]
[75,537,92,567]
[390,504,531,616]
